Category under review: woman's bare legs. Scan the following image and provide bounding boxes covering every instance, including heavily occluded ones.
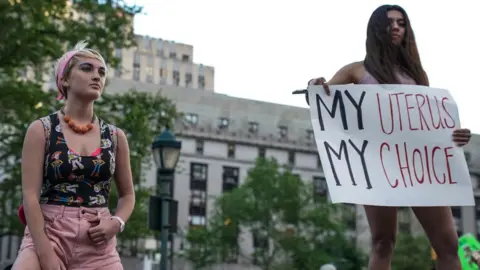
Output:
[364,205,398,270]
[12,248,41,270]
[412,206,461,270]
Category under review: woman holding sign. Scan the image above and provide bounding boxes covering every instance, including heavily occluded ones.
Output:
[306,4,471,270]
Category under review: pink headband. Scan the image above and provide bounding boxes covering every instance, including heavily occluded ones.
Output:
[56,50,78,101]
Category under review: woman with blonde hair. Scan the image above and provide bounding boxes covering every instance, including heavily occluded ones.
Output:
[13,41,135,270]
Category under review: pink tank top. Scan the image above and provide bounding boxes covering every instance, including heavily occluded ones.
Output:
[359,70,417,85]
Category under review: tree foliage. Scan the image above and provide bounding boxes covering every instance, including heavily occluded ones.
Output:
[182,158,367,270]
[0,0,141,75]
[391,233,432,270]
[100,90,180,255]
[0,81,57,236]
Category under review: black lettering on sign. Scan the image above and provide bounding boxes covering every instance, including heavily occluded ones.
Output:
[324,139,372,189]
[316,89,366,131]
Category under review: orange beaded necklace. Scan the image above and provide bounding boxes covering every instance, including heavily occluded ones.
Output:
[60,108,96,134]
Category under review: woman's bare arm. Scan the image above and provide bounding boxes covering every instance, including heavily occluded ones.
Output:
[21,121,51,249]
[327,62,361,85]
[300,62,361,104]
[112,128,135,223]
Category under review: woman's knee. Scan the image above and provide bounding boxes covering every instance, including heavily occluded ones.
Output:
[12,247,41,270]
[433,235,458,258]
[371,236,396,258]
[364,205,397,258]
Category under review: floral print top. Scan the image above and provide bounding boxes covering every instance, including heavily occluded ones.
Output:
[38,112,117,207]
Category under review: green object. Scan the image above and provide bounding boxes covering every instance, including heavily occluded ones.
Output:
[459,234,480,269]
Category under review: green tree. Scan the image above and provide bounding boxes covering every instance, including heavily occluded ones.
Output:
[182,158,367,270]
[0,81,58,237]
[391,233,432,270]
[0,0,141,75]
[183,225,220,269]
[100,90,180,256]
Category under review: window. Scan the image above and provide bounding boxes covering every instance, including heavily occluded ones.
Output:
[159,61,167,77]
[313,176,328,197]
[145,67,153,83]
[306,129,314,141]
[189,163,208,227]
[223,166,239,192]
[227,143,235,158]
[288,151,295,166]
[190,190,207,206]
[190,163,208,191]
[173,61,179,72]
[258,147,266,158]
[147,57,153,67]
[191,163,208,181]
[133,67,140,81]
[185,113,199,126]
[195,139,204,155]
[156,40,164,55]
[217,117,229,129]
[185,73,193,87]
[182,54,190,62]
[173,71,180,86]
[278,126,288,139]
[248,121,259,134]
[133,52,140,66]
[198,75,205,89]
[169,52,177,59]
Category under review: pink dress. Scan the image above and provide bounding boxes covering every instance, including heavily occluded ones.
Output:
[359,70,417,85]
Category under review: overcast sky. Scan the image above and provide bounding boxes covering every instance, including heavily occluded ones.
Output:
[127,0,480,132]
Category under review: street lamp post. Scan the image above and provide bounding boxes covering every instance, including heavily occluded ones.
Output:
[150,129,182,270]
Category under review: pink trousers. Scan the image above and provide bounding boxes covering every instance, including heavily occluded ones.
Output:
[18,204,123,269]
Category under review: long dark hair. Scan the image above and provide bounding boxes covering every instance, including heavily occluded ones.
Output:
[364,5,428,86]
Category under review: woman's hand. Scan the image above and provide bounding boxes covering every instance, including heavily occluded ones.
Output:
[452,128,471,146]
[87,217,120,245]
[308,77,331,95]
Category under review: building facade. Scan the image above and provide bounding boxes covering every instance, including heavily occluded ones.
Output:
[112,36,215,91]
[39,35,215,93]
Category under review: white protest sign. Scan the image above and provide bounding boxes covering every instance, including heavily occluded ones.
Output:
[308,84,474,206]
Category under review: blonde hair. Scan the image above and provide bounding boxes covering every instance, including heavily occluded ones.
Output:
[54,41,108,99]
